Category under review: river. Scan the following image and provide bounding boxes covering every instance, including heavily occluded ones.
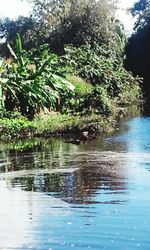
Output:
[0,116,150,250]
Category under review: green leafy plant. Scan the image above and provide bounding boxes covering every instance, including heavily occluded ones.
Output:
[0,34,74,118]
[59,75,93,113]
[64,44,141,107]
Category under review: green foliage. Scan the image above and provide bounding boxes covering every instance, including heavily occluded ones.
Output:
[91,86,113,113]
[65,44,117,86]
[0,117,36,139]
[64,44,141,107]
[0,0,121,55]
[68,75,93,97]
[118,83,141,105]
[0,16,36,48]
[0,34,74,118]
[59,75,93,114]
[0,113,115,139]
[0,1,141,118]
[31,113,116,135]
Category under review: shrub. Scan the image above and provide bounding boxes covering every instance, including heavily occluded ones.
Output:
[0,117,36,138]
[0,34,74,118]
[64,44,141,104]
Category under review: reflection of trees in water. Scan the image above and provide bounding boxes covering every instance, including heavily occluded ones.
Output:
[1,138,78,173]
[9,162,127,205]
[10,173,62,192]
[1,138,127,204]
[61,164,127,204]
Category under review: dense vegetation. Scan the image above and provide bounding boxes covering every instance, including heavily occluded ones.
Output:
[125,0,150,100]
[0,0,141,138]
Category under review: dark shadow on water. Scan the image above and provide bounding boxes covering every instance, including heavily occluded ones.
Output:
[6,162,127,205]
[0,135,129,205]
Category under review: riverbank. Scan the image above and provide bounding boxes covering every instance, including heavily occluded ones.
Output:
[0,106,140,141]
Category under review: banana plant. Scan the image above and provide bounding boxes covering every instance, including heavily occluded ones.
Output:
[0,60,8,112]
[1,34,74,118]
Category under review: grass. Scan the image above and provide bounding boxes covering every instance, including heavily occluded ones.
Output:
[0,98,141,141]
[0,113,116,140]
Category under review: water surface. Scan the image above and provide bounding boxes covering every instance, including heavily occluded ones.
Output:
[0,117,150,249]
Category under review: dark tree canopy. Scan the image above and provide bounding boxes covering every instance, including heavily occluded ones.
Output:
[131,0,150,30]
[125,0,150,96]
[0,16,35,42]
[0,0,123,55]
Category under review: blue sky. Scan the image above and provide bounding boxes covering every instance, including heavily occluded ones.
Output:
[0,0,136,32]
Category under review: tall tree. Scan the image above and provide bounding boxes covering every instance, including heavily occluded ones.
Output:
[0,0,121,54]
[131,0,150,30]
[125,0,150,96]
[29,0,119,53]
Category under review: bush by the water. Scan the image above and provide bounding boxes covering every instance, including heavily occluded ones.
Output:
[0,0,142,125]
[0,35,74,118]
